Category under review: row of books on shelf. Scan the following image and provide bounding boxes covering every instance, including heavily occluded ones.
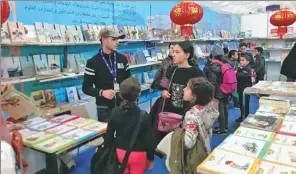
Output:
[1,21,242,45]
[245,81,296,95]
[245,40,295,50]
[18,115,107,153]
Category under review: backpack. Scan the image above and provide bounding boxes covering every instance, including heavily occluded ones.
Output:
[211,59,237,94]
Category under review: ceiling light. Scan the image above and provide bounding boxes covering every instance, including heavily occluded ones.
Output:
[221,2,229,6]
[213,1,219,4]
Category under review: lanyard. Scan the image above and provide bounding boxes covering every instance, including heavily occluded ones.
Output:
[100,50,117,83]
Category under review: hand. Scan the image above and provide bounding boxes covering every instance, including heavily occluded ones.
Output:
[161,90,171,99]
[146,160,153,170]
[102,89,116,100]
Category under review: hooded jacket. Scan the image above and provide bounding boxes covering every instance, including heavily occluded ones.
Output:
[281,43,296,79]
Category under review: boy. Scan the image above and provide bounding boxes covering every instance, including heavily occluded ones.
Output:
[227,50,239,69]
[236,56,252,122]
[238,43,254,66]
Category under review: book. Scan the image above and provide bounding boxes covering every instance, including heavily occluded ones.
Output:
[31,90,46,106]
[19,128,38,138]
[47,54,61,74]
[76,85,90,100]
[234,127,275,141]
[49,114,79,124]
[29,121,60,131]
[288,109,296,116]
[4,57,23,77]
[46,124,76,135]
[67,54,78,73]
[61,128,97,142]
[218,134,268,158]
[1,88,39,120]
[44,89,56,105]
[60,25,72,43]
[48,24,62,43]
[277,120,296,136]
[33,54,50,76]
[263,143,296,167]
[35,22,51,43]
[284,116,296,122]
[254,160,296,174]
[23,117,46,127]
[23,132,56,146]
[74,54,86,72]
[197,149,258,174]
[24,25,38,43]
[65,118,97,128]
[240,115,280,132]
[257,106,288,115]
[34,136,75,153]
[19,56,36,77]
[8,21,27,44]
[1,58,9,79]
[82,122,107,134]
[273,133,296,146]
[66,86,79,102]
[1,22,11,44]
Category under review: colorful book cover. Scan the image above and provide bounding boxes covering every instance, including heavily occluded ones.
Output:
[218,134,269,158]
[82,122,107,134]
[257,106,288,115]
[47,54,61,74]
[197,149,258,174]
[61,128,97,142]
[8,21,27,44]
[49,114,79,124]
[23,117,46,127]
[54,87,67,103]
[34,136,75,153]
[44,89,56,105]
[46,124,76,135]
[66,86,79,103]
[277,120,296,136]
[234,127,275,141]
[4,57,23,77]
[263,143,296,167]
[23,132,56,146]
[31,90,46,106]
[33,54,50,76]
[65,118,96,128]
[29,121,60,131]
[273,133,296,146]
[19,128,38,139]
[48,24,62,43]
[240,115,280,132]
[284,116,296,122]
[254,160,296,174]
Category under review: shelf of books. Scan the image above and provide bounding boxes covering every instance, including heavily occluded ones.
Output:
[197,86,296,173]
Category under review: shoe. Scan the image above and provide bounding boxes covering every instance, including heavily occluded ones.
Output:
[236,117,243,123]
[213,129,227,135]
[215,127,228,131]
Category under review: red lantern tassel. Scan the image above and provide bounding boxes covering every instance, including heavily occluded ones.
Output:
[181,25,193,41]
[278,26,287,40]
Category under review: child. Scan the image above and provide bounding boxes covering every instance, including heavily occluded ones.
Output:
[183,77,219,153]
[253,47,266,83]
[236,56,252,122]
[104,77,153,174]
[239,43,254,65]
[227,50,239,69]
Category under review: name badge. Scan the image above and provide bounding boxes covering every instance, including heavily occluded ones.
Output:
[114,83,120,92]
[117,63,124,69]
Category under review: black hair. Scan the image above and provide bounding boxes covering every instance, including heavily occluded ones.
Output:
[188,77,214,106]
[239,42,248,48]
[120,77,141,111]
[241,55,251,62]
[223,47,229,54]
[168,43,176,49]
[255,47,263,54]
[228,50,238,58]
[175,41,195,66]
[214,55,225,61]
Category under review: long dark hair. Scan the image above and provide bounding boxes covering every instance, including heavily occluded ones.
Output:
[176,41,197,66]
[188,77,214,106]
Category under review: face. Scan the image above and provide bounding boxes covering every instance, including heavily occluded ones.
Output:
[102,37,119,51]
[172,44,189,65]
[232,52,238,60]
[254,49,260,56]
[183,83,195,102]
[239,57,249,67]
[169,44,175,56]
[240,46,247,53]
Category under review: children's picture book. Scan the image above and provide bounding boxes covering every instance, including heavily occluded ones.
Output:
[263,143,296,167]
[8,21,27,44]
[23,132,56,146]
[23,117,46,127]
[234,126,275,141]
[54,87,67,104]
[4,57,23,77]
[257,106,288,115]
[218,134,268,158]
[1,88,39,120]
[49,114,79,124]
[47,54,61,74]
[33,54,50,76]
[74,54,86,72]
[34,136,75,153]
[82,122,107,134]
[66,87,79,103]
[24,25,38,43]
[20,56,36,77]
[240,115,280,132]
[277,120,296,136]
[44,89,56,106]
[67,54,78,73]
[254,160,296,174]
[65,118,97,128]
[29,121,60,131]
[19,128,38,138]
[273,133,296,146]
[197,149,258,174]
[46,124,76,135]
[31,90,46,106]
[61,128,97,142]
[284,116,296,122]
[48,24,62,43]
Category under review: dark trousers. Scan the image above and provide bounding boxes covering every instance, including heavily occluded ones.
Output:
[218,97,228,132]
[238,90,250,119]
[97,107,111,122]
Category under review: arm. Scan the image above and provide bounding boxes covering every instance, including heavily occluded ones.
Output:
[183,112,199,149]
[208,64,220,86]
[256,57,265,74]
[82,60,102,97]
[144,112,154,161]
[103,109,117,145]
[237,68,251,80]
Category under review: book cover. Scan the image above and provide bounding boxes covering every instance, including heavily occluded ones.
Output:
[257,106,288,115]
[218,134,269,158]
[33,54,50,76]
[197,149,258,174]
[66,87,79,103]
[23,117,46,127]
[67,54,78,73]
[34,136,75,153]
[48,24,62,43]
[49,114,79,124]
[31,90,46,106]
[254,160,296,174]
[46,124,76,135]
[8,21,27,44]
[35,22,50,43]
[24,25,38,43]
[273,133,296,146]
[71,25,84,42]
[277,120,296,136]
[82,122,107,134]
[4,57,23,77]
[1,22,11,44]
[124,26,132,40]
[284,116,296,122]
[47,54,61,74]
[240,115,280,132]
[29,121,60,131]
[263,143,296,167]
[61,128,97,142]
[23,132,56,146]
[234,127,275,141]
[44,89,56,105]
[60,25,72,43]
[74,54,86,72]
[19,128,39,139]
[20,56,36,77]
[65,118,96,128]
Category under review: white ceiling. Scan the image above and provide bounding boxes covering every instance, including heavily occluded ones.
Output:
[196,1,296,15]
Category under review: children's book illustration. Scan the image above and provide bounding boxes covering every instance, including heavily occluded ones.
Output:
[254,161,296,174]
[264,143,296,167]
[234,127,275,141]
[241,115,279,131]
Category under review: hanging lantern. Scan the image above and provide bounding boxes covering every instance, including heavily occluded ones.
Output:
[170,1,203,40]
[270,8,296,39]
[1,0,10,25]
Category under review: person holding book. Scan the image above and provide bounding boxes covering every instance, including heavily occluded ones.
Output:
[253,47,266,83]
[82,27,130,122]
[236,56,252,122]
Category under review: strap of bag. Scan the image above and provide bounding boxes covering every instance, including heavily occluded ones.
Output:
[161,67,178,112]
[119,110,146,173]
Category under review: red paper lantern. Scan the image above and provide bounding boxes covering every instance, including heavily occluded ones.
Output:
[1,0,10,25]
[170,1,203,40]
[270,9,296,39]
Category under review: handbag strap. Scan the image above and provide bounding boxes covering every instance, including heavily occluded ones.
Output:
[161,67,178,112]
[119,110,146,173]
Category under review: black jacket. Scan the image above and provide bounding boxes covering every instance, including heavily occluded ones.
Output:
[281,43,296,79]
[206,60,224,99]
[237,65,252,92]
[82,50,129,108]
[253,55,265,78]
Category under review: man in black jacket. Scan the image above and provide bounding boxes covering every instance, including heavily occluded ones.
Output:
[281,43,296,82]
[82,27,129,121]
[238,42,254,66]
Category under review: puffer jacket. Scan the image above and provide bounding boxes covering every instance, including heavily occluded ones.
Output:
[206,61,224,99]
